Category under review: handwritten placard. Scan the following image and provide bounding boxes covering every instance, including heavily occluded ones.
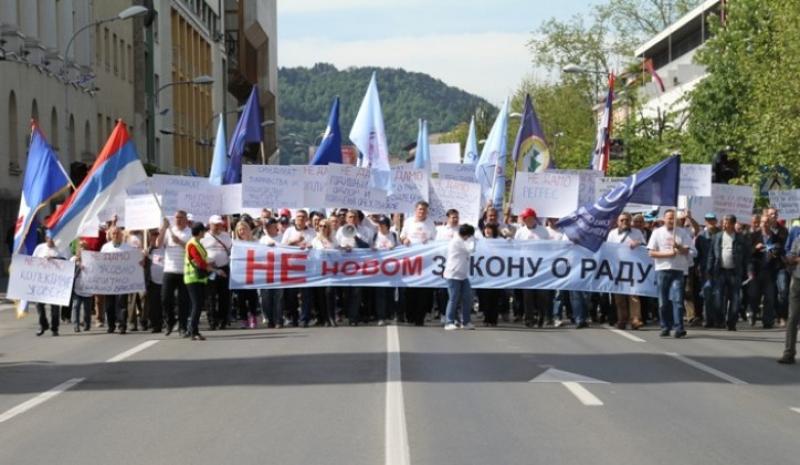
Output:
[75,250,145,295]
[679,164,712,197]
[438,163,477,183]
[511,171,580,218]
[769,189,800,219]
[323,164,388,211]
[124,194,163,231]
[7,255,76,306]
[241,165,305,209]
[386,164,429,213]
[429,179,481,226]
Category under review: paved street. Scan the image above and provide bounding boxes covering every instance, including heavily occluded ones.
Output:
[0,304,798,465]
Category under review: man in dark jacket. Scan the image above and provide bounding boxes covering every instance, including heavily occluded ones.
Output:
[707,215,751,330]
[749,214,783,328]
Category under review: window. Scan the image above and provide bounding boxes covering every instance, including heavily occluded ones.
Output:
[112,33,118,75]
[95,24,101,65]
[154,74,160,107]
[119,39,125,80]
[96,113,102,148]
[9,91,18,170]
[50,107,58,151]
[128,44,133,83]
[104,28,110,71]
[68,115,75,165]
[153,10,159,43]
[84,120,91,159]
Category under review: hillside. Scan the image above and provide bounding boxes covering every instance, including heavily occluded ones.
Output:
[278,63,494,163]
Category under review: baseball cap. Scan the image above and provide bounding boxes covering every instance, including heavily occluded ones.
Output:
[520,208,537,219]
[279,208,291,217]
[209,214,224,225]
[704,212,717,220]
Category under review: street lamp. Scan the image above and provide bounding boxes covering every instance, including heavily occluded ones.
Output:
[61,5,148,163]
[155,75,214,97]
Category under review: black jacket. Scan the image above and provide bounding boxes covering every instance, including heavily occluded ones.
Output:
[707,231,751,277]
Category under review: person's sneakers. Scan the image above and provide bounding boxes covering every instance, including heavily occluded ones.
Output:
[659,329,670,337]
[51,330,59,336]
[462,322,476,330]
[777,355,795,364]
[444,323,458,331]
[377,320,386,327]
[554,319,564,328]
[191,334,206,341]
[674,330,687,339]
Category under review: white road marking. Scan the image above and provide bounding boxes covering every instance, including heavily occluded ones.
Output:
[0,378,85,424]
[530,368,609,384]
[106,340,160,363]
[790,407,800,415]
[665,352,748,385]
[562,382,604,406]
[608,328,646,343]
[386,325,411,465]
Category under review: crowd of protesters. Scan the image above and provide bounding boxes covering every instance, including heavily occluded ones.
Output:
[27,201,800,364]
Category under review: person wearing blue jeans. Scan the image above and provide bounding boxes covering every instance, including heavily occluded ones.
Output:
[443,224,476,331]
[647,209,697,338]
[707,214,750,330]
[569,291,591,328]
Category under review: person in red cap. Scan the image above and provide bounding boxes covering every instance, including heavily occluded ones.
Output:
[514,208,554,327]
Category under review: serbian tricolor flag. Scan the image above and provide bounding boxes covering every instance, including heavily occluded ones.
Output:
[46,120,147,250]
[644,58,665,93]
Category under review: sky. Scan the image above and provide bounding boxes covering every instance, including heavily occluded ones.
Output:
[278,0,596,105]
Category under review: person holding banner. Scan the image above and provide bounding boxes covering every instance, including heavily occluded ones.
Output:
[647,209,697,338]
[202,215,232,330]
[372,216,400,326]
[157,211,192,336]
[282,210,316,327]
[258,218,284,328]
[69,241,94,332]
[185,222,217,341]
[146,229,165,333]
[310,219,337,327]
[443,224,477,330]
[435,209,461,324]
[514,208,553,328]
[401,201,436,326]
[234,221,261,329]
[607,213,645,330]
[478,223,503,326]
[100,226,138,334]
[32,232,66,336]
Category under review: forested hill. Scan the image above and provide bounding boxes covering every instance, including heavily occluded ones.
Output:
[278,63,493,162]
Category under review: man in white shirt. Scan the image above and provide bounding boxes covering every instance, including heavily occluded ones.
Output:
[436,209,460,241]
[282,210,315,326]
[401,201,437,325]
[336,210,372,247]
[33,233,66,336]
[443,224,477,330]
[607,212,646,330]
[100,226,137,334]
[202,215,232,330]
[647,209,697,338]
[514,208,553,327]
[156,210,192,336]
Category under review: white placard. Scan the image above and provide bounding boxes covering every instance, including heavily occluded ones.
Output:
[241,165,305,209]
[177,189,223,224]
[769,189,800,219]
[511,171,580,218]
[150,175,207,214]
[429,178,482,226]
[550,169,603,206]
[429,143,461,173]
[75,250,145,295]
[686,183,755,222]
[594,177,657,213]
[438,163,476,183]
[96,194,126,226]
[219,183,243,215]
[7,255,76,306]
[323,164,388,211]
[300,165,329,209]
[124,194,163,231]
[679,164,712,197]
[386,164,429,213]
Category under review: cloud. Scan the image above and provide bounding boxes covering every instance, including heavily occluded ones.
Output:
[279,32,545,104]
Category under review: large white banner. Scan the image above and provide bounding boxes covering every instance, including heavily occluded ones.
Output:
[7,255,76,306]
[75,250,145,295]
[323,164,388,211]
[511,171,580,218]
[242,165,305,209]
[679,164,712,197]
[124,194,163,230]
[686,183,755,222]
[230,240,657,297]
[429,143,461,173]
[429,178,482,226]
[386,164,429,214]
[438,162,477,183]
[769,189,800,219]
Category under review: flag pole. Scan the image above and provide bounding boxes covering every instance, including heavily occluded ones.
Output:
[260,142,267,165]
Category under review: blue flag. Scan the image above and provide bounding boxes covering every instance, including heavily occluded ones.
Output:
[475,98,508,209]
[310,97,343,165]
[557,155,681,252]
[208,114,228,185]
[512,94,553,172]
[463,116,479,164]
[413,119,431,172]
[13,124,70,255]
[224,86,262,184]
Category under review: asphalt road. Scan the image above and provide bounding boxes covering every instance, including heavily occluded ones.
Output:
[0,303,798,465]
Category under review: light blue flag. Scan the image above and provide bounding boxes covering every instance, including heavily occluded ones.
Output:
[475,99,508,209]
[350,72,391,192]
[208,115,227,185]
[414,119,431,173]
[463,116,479,165]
